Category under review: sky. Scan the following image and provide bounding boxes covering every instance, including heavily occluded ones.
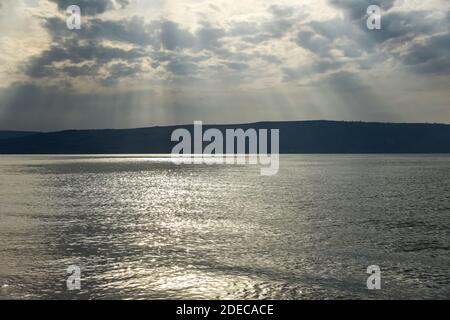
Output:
[0,0,449,131]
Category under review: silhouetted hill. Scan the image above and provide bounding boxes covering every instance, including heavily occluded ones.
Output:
[0,131,36,140]
[0,121,449,154]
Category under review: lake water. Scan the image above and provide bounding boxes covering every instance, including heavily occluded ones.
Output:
[0,155,449,300]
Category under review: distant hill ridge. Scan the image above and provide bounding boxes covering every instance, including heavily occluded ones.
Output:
[0,120,449,154]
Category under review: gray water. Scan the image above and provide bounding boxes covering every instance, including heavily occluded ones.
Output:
[0,155,449,300]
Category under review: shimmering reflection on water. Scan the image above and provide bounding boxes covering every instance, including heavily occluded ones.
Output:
[0,155,449,299]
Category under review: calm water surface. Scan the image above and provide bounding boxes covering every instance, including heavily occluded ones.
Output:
[0,155,449,299]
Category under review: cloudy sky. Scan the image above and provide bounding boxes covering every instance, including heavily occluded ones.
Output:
[0,0,449,131]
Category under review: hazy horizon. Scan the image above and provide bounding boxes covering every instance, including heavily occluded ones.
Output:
[1,118,450,133]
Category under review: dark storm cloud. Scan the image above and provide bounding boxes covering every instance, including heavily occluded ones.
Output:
[263,18,294,39]
[269,4,294,18]
[229,22,262,44]
[149,51,209,74]
[196,26,226,50]
[109,62,141,77]
[254,53,282,65]
[28,16,226,81]
[360,10,450,74]
[225,62,249,71]
[295,3,450,78]
[295,18,369,59]
[329,0,396,20]
[44,16,157,46]
[160,21,196,50]
[166,60,199,76]
[100,62,141,85]
[401,33,450,74]
[27,3,289,82]
[36,3,341,82]
[309,18,373,53]
[296,30,333,57]
[229,5,298,44]
[25,40,145,78]
[24,0,450,85]
[283,59,344,81]
[367,10,447,44]
[115,0,130,9]
[60,64,100,77]
[50,0,115,16]
[159,21,226,52]
[50,0,131,15]
[26,2,450,83]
